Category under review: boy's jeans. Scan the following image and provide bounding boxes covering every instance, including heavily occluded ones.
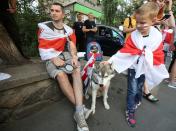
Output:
[127,69,145,113]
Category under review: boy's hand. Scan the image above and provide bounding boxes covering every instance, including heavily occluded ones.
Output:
[100,61,109,65]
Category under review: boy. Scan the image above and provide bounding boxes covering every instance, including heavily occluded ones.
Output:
[103,2,169,127]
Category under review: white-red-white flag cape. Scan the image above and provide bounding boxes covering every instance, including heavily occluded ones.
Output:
[108,27,169,89]
[81,55,96,94]
[38,21,76,60]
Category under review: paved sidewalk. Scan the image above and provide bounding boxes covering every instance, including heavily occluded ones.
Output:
[1,74,176,131]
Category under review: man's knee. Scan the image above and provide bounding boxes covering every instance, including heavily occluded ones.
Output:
[72,68,81,76]
[56,72,67,80]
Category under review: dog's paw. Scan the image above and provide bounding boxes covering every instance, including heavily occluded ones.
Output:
[104,103,110,110]
[91,107,95,114]
[92,109,95,114]
[85,94,89,99]
[85,110,92,119]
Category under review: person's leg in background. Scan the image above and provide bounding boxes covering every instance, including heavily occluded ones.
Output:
[143,81,159,102]
[168,51,176,88]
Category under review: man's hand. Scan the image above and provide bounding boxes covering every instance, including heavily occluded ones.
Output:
[6,8,16,13]
[51,57,65,67]
[71,56,79,68]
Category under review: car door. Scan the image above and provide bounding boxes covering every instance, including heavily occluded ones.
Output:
[96,26,120,56]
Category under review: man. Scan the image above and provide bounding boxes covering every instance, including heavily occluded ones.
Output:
[82,13,97,45]
[123,13,136,42]
[73,13,85,51]
[0,0,26,58]
[38,3,89,131]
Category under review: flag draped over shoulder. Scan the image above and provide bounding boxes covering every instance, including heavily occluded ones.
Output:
[81,55,96,95]
[38,21,76,60]
[108,27,169,89]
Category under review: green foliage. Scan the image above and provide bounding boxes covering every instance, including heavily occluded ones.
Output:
[15,0,49,57]
[102,0,146,26]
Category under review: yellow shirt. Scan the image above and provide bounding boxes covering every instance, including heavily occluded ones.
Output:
[123,16,136,41]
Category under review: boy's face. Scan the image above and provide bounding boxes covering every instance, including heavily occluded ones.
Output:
[136,14,154,35]
[50,5,64,22]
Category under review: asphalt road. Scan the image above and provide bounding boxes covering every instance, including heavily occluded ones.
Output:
[1,73,176,131]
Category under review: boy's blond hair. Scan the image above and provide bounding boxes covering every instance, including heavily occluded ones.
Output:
[135,2,159,20]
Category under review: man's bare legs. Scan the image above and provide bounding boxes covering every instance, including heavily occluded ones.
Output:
[168,60,176,88]
[170,60,176,82]
[56,69,89,131]
[56,68,83,106]
[56,72,76,105]
[72,68,83,106]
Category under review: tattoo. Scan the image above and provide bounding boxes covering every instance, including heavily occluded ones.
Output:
[70,41,77,58]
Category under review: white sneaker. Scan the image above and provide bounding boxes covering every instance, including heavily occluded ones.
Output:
[83,105,91,120]
[168,82,176,88]
[134,101,141,110]
[74,111,89,131]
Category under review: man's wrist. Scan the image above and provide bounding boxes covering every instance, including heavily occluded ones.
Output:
[72,55,78,59]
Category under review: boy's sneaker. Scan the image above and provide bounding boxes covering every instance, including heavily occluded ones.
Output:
[74,111,89,131]
[83,105,91,120]
[125,110,136,127]
[134,101,141,110]
[168,82,176,88]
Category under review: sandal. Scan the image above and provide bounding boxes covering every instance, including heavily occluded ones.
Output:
[143,92,159,103]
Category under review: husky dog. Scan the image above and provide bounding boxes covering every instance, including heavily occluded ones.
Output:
[87,62,115,114]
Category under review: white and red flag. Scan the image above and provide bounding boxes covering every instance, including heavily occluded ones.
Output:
[81,55,96,95]
[38,21,76,60]
[162,29,174,44]
[108,27,169,89]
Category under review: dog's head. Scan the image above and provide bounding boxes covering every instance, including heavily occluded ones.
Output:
[92,62,115,87]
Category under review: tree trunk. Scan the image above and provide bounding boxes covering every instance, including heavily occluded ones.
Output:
[0,23,27,65]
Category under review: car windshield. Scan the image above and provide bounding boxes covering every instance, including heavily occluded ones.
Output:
[111,27,123,37]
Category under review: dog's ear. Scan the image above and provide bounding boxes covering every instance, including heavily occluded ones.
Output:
[94,62,100,69]
[109,63,114,71]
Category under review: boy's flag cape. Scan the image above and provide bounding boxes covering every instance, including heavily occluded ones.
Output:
[108,27,169,90]
[38,21,76,60]
[81,55,96,95]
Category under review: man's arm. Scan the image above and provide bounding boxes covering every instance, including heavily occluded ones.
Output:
[69,40,79,67]
[70,41,78,59]
[8,0,17,13]
[167,0,175,28]
[82,26,91,32]
[90,27,97,32]
[9,0,17,9]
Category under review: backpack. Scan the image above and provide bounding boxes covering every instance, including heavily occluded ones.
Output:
[86,41,103,61]
[123,17,133,38]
